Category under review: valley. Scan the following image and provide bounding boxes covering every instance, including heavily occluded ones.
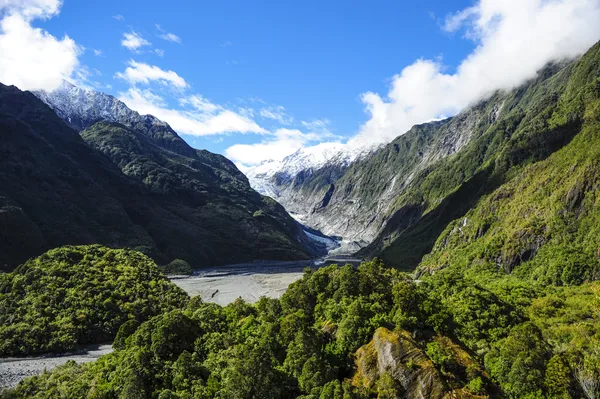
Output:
[0,2,598,396]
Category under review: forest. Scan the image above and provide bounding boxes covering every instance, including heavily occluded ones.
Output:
[2,252,599,398]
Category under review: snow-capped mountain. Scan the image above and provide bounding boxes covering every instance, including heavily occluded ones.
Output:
[33,80,195,157]
[246,141,373,198]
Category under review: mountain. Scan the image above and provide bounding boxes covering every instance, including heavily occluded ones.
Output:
[245,142,370,222]
[250,46,596,268]
[0,83,317,271]
[3,38,600,399]
[418,41,600,281]
[359,46,599,269]
[33,80,195,157]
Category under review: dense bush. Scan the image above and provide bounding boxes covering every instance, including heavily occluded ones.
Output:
[162,259,193,275]
[3,257,600,398]
[0,245,188,356]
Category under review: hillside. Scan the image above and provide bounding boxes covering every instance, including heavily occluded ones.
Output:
[0,83,315,270]
[364,41,600,269]
[250,45,599,268]
[418,42,600,285]
[0,245,187,356]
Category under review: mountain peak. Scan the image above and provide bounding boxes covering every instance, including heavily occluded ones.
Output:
[33,81,195,157]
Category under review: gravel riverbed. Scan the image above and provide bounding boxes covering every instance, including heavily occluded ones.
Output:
[0,345,113,390]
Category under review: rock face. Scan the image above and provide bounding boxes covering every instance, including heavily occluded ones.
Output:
[353,328,448,399]
[0,83,317,270]
[353,328,487,399]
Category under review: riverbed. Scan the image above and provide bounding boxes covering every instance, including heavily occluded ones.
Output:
[0,345,113,390]
[173,260,313,305]
[171,258,363,305]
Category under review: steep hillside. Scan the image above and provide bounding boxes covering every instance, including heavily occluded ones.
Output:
[418,45,600,284]
[0,83,314,270]
[365,42,600,269]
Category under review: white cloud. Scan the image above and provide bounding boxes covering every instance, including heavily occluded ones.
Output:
[225,128,322,165]
[220,40,232,47]
[112,14,124,21]
[154,48,164,57]
[121,31,150,52]
[155,24,181,43]
[0,0,80,91]
[160,33,181,43]
[115,60,188,88]
[0,0,61,19]
[350,0,600,148]
[118,87,267,136]
[93,48,102,56]
[259,105,294,125]
[301,119,332,134]
[224,120,340,166]
[180,94,222,114]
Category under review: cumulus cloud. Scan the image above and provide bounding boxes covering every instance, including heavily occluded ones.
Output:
[0,0,80,91]
[115,60,188,88]
[121,31,150,52]
[154,48,164,57]
[350,0,600,148]
[118,87,267,136]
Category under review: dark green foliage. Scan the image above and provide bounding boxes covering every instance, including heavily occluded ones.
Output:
[0,245,187,355]
[162,259,193,275]
[2,261,443,398]
[5,259,600,399]
[0,83,314,271]
[359,43,600,270]
[484,322,549,398]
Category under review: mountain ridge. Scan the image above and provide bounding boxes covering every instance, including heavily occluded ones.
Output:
[0,82,318,270]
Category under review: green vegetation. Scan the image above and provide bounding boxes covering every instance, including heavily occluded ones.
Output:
[162,259,193,275]
[0,245,187,356]
[6,258,599,398]
[1,261,484,398]
[360,42,600,270]
[0,84,314,272]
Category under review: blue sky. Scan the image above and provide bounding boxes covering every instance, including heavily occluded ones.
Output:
[45,0,473,151]
[1,0,599,167]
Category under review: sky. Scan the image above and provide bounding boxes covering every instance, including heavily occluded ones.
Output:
[1,0,599,170]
